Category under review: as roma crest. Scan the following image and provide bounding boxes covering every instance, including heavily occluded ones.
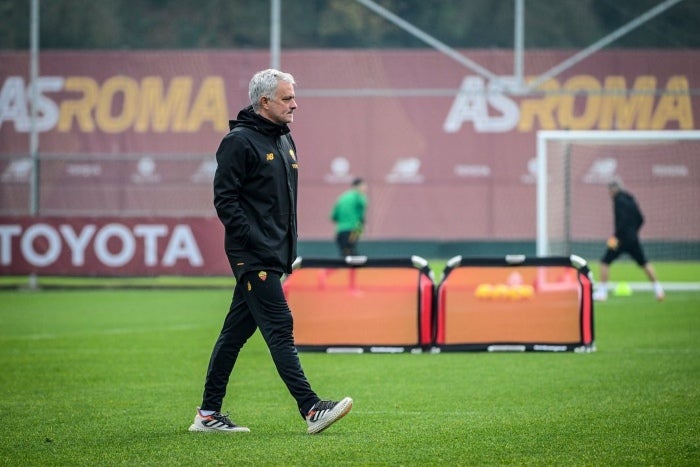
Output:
[258,271,268,281]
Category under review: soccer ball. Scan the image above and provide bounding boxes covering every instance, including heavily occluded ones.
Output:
[474,283,493,299]
[516,284,535,299]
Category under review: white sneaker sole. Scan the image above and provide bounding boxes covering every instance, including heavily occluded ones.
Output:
[188,423,250,433]
[307,397,353,434]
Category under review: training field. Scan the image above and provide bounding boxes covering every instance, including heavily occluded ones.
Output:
[1,261,698,465]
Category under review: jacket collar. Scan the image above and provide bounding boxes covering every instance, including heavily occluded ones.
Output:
[228,105,290,136]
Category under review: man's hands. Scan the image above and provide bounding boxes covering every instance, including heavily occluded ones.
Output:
[349,228,362,243]
[607,236,619,250]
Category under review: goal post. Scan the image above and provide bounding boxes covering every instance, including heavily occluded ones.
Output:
[537,130,700,259]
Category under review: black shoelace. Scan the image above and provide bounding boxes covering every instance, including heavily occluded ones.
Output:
[312,401,336,412]
[212,412,235,426]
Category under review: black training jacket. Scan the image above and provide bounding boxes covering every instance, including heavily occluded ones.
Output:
[213,105,299,279]
[613,190,644,244]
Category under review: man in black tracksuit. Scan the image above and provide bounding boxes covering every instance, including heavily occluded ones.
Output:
[593,180,664,301]
[188,69,352,435]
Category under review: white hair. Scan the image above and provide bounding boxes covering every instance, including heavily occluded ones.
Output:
[249,69,296,111]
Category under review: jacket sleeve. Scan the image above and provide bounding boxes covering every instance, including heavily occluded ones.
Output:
[213,133,251,247]
[357,193,367,226]
[632,199,644,230]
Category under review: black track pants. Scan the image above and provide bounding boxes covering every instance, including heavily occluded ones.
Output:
[200,271,319,417]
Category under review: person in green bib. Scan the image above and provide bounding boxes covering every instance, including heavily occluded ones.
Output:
[330,177,368,257]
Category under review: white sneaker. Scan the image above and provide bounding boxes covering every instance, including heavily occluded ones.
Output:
[305,397,353,434]
[188,407,250,433]
[654,284,665,301]
[593,289,608,302]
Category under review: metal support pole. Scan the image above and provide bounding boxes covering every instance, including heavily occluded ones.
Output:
[29,0,40,216]
[354,0,500,82]
[270,0,280,69]
[28,0,40,289]
[514,0,524,92]
[525,0,684,92]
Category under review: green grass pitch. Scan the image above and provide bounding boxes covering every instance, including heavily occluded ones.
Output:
[0,261,698,465]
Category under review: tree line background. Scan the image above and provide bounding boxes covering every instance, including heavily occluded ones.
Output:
[1,0,698,50]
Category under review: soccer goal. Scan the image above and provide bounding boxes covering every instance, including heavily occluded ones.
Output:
[536,130,700,261]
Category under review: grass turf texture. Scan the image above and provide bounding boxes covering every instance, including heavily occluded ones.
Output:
[0,263,698,465]
[1,259,699,288]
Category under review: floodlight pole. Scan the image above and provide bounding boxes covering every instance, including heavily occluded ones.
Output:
[27,0,40,289]
[514,0,524,92]
[29,0,40,216]
[270,0,281,69]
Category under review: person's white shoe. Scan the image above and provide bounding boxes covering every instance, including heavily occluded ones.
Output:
[305,397,353,434]
[593,289,608,302]
[188,408,250,433]
[654,285,665,301]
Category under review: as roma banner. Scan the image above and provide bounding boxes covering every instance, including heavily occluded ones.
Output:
[1,49,699,242]
[0,216,230,276]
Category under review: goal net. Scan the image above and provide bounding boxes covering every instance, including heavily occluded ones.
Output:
[536,130,700,261]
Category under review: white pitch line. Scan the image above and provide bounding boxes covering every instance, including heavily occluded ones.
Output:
[606,282,700,292]
[3,323,204,341]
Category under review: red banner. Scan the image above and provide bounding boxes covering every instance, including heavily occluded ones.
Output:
[1,49,698,242]
[0,216,230,276]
